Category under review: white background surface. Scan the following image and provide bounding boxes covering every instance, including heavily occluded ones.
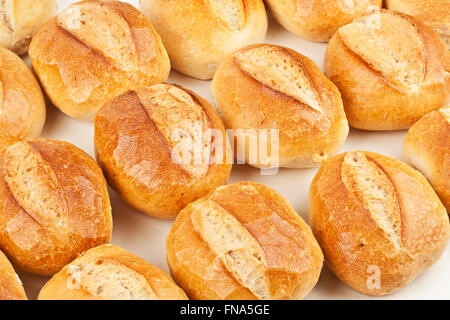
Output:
[17,0,449,299]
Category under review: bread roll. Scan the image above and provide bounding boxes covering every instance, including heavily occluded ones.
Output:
[310,151,450,296]
[29,0,170,121]
[38,244,187,300]
[94,84,232,219]
[0,138,113,275]
[0,249,26,300]
[139,0,267,80]
[324,10,450,131]
[265,0,382,42]
[403,107,450,213]
[0,47,46,150]
[212,44,349,168]
[386,0,450,49]
[167,181,324,300]
[0,0,57,55]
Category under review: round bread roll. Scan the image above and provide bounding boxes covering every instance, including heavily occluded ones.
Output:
[386,0,450,49]
[212,44,349,168]
[139,0,268,80]
[0,47,46,150]
[0,138,113,275]
[403,107,450,213]
[310,151,450,296]
[94,84,232,219]
[38,244,188,300]
[0,0,57,55]
[167,181,324,300]
[324,10,450,131]
[0,249,26,300]
[29,0,170,121]
[265,0,382,42]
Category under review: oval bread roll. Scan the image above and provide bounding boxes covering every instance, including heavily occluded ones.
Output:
[0,138,113,275]
[29,0,170,121]
[38,244,188,300]
[0,249,26,300]
[0,47,46,150]
[310,151,450,296]
[212,44,349,168]
[167,182,324,300]
[94,84,232,219]
[403,107,450,213]
[0,0,57,55]
[325,10,450,131]
[265,0,382,42]
[139,0,268,80]
[386,0,450,49]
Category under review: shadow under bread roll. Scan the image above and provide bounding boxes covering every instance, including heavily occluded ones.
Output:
[167,181,323,300]
[386,0,450,49]
[94,83,232,219]
[212,43,349,169]
[0,0,57,55]
[310,151,450,296]
[0,138,113,276]
[324,9,450,130]
[29,0,170,121]
[38,244,188,300]
[140,0,268,80]
[403,107,450,213]
[264,0,382,42]
[0,249,27,300]
[0,47,46,150]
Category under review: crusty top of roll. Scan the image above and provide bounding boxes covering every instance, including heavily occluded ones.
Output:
[0,249,26,300]
[310,151,450,295]
[386,0,449,46]
[29,0,170,120]
[0,138,112,275]
[38,244,188,300]
[167,181,323,300]
[336,10,449,93]
[0,47,46,149]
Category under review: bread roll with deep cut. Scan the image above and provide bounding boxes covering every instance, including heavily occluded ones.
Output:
[38,244,188,300]
[94,84,232,219]
[386,0,450,49]
[0,47,46,150]
[29,0,170,121]
[264,0,382,42]
[0,138,113,275]
[0,0,57,55]
[403,107,450,213]
[139,0,267,80]
[310,151,450,296]
[167,181,324,300]
[212,44,349,168]
[0,249,27,300]
[325,10,450,131]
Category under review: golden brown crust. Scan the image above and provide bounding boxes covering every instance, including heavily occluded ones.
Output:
[386,0,450,48]
[0,249,26,300]
[403,107,450,212]
[0,0,57,55]
[265,0,382,42]
[310,151,450,296]
[324,10,450,130]
[38,244,188,300]
[167,181,324,300]
[139,0,267,79]
[94,84,232,219]
[29,0,170,120]
[212,43,349,168]
[0,47,46,150]
[0,138,112,275]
